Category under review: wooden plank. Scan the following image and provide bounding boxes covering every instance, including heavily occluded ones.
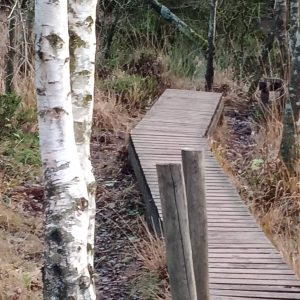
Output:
[208,248,278,254]
[209,277,300,286]
[206,96,224,137]
[208,268,295,275]
[210,284,300,293]
[210,289,300,299]
[208,262,291,269]
[208,253,283,259]
[209,272,299,281]
[207,228,261,232]
[207,243,276,249]
[211,297,258,300]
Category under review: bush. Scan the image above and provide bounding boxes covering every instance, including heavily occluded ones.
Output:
[0,93,21,134]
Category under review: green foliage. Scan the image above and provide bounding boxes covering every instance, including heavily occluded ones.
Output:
[166,39,205,79]
[1,130,41,184]
[114,73,145,94]
[2,131,40,164]
[0,94,21,134]
[21,273,31,289]
[99,71,159,107]
[0,94,40,181]
[251,158,264,171]
[99,0,276,83]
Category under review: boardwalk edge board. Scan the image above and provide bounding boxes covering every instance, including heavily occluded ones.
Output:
[128,89,300,298]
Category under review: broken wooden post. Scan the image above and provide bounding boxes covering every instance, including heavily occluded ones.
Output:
[182,149,210,300]
[156,163,196,300]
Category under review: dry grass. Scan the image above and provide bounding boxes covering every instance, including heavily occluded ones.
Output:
[210,80,300,278]
[124,219,170,300]
[93,89,138,135]
[0,200,43,300]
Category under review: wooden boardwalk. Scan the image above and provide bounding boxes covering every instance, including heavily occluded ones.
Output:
[128,89,300,299]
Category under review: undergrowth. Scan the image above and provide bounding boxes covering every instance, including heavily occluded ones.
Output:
[0,92,43,300]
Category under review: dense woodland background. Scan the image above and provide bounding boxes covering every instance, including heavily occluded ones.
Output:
[0,0,300,299]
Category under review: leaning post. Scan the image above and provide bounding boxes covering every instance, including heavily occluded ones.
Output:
[156,163,197,300]
[182,149,210,300]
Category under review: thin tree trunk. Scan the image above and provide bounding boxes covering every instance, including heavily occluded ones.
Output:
[104,22,117,60]
[26,0,34,41]
[147,0,208,52]
[284,0,300,169]
[276,0,289,80]
[26,0,35,67]
[276,0,293,167]
[68,0,97,289]
[205,0,217,91]
[35,1,95,299]
[6,14,15,94]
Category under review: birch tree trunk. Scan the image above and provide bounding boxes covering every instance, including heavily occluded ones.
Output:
[68,0,97,279]
[205,0,217,91]
[35,1,96,299]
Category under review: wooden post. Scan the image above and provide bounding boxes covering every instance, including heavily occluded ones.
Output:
[156,163,197,300]
[181,149,210,300]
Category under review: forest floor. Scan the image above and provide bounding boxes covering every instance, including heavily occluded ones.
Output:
[90,91,169,300]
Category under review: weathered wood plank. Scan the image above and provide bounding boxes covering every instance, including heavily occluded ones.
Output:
[210,289,300,299]
[208,268,295,274]
[156,163,196,300]
[205,95,224,137]
[209,277,300,286]
[209,272,299,281]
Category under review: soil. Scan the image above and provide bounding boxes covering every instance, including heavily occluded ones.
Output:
[91,129,145,300]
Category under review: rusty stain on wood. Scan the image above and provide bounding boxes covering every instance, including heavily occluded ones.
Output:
[129,89,300,298]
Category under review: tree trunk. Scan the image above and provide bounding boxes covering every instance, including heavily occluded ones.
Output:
[6,13,15,94]
[283,0,300,170]
[248,27,275,95]
[205,0,217,91]
[68,0,98,289]
[26,0,34,42]
[26,0,35,67]
[276,0,293,167]
[35,1,96,299]
[147,0,208,52]
[248,0,290,96]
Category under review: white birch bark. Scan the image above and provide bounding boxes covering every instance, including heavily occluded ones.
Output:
[35,0,95,299]
[68,0,97,276]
